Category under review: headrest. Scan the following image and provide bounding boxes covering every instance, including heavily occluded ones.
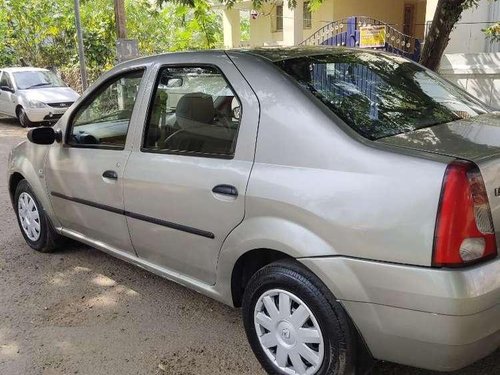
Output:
[176,92,215,129]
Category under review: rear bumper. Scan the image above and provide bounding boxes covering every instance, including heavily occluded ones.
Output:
[300,256,500,371]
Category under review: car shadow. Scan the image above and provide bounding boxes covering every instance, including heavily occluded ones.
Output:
[25,239,500,374]
[0,116,21,126]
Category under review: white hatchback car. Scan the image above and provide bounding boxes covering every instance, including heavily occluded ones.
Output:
[0,67,79,127]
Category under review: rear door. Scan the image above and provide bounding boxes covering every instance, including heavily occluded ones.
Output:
[45,68,146,255]
[123,54,259,284]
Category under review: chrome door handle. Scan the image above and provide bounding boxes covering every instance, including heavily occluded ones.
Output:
[212,184,238,197]
[102,170,118,180]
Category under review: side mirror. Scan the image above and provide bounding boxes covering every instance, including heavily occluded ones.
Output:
[27,127,62,145]
[0,85,14,93]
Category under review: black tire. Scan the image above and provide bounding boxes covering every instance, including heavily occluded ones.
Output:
[16,106,35,128]
[14,179,64,252]
[242,259,356,375]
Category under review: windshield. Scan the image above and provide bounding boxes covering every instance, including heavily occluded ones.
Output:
[13,70,66,90]
[274,52,489,140]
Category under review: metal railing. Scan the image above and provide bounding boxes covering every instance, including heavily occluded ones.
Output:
[301,16,421,62]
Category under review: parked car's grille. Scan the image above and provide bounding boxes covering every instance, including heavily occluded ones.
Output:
[47,102,73,108]
[43,113,63,121]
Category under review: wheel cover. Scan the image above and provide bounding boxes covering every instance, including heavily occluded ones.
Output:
[254,289,325,375]
[18,192,41,241]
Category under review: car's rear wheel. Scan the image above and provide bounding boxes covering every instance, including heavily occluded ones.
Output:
[14,179,63,252]
[242,260,356,375]
[16,107,34,128]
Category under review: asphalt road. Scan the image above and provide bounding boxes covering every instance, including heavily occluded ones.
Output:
[0,117,498,375]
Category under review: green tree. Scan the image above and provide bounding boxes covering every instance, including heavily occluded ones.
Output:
[484,21,500,42]
[0,0,222,86]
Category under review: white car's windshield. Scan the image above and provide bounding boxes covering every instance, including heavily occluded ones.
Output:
[13,70,66,90]
[275,52,489,140]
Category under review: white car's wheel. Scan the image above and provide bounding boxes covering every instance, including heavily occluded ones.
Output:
[16,107,35,128]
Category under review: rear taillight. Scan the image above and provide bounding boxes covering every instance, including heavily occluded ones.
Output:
[433,160,497,267]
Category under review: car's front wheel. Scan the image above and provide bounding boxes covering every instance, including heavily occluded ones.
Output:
[14,179,63,252]
[16,107,35,128]
[242,260,356,375]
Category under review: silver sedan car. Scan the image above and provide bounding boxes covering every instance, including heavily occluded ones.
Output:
[0,67,79,127]
[8,48,500,375]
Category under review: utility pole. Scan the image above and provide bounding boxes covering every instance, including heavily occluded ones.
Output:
[114,0,127,39]
[73,0,88,91]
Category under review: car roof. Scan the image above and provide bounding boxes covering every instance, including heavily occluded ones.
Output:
[233,46,365,62]
[114,46,377,69]
[0,67,49,73]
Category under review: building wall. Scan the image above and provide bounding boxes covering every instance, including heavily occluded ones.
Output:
[425,0,499,54]
[445,1,500,54]
[438,53,500,110]
[303,1,335,40]
[413,0,427,40]
[250,4,279,46]
[248,0,428,47]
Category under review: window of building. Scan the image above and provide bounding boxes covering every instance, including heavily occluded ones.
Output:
[276,4,283,31]
[303,2,312,29]
[403,4,415,36]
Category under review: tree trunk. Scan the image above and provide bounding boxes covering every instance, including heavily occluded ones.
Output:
[114,0,127,39]
[419,0,466,71]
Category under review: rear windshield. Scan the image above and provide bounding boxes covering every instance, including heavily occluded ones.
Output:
[274,52,489,140]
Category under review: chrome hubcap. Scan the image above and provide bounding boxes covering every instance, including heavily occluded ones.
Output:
[254,289,324,375]
[18,192,41,241]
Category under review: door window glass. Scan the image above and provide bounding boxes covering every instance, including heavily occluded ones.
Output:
[69,70,144,148]
[143,66,241,157]
[0,72,13,89]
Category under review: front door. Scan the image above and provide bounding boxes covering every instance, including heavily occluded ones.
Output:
[45,69,145,255]
[123,58,259,284]
[0,72,16,116]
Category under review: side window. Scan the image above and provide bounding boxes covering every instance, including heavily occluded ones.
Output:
[276,5,284,31]
[69,69,144,148]
[143,66,241,157]
[0,72,13,89]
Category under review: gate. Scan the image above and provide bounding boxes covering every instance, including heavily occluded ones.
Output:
[300,16,421,62]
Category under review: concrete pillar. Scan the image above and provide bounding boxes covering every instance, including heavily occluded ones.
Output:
[223,9,241,49]
[283,0,303,46]
[425,0,438,23]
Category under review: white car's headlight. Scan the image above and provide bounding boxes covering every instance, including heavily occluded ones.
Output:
[27,99,48,108]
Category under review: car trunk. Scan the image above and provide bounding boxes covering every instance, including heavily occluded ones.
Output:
[377,112,500,249]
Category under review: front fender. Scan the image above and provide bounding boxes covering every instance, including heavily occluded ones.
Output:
[215,216,337,305]
[8,141,61,229]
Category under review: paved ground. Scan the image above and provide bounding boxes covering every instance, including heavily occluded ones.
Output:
[0,117,498,375]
